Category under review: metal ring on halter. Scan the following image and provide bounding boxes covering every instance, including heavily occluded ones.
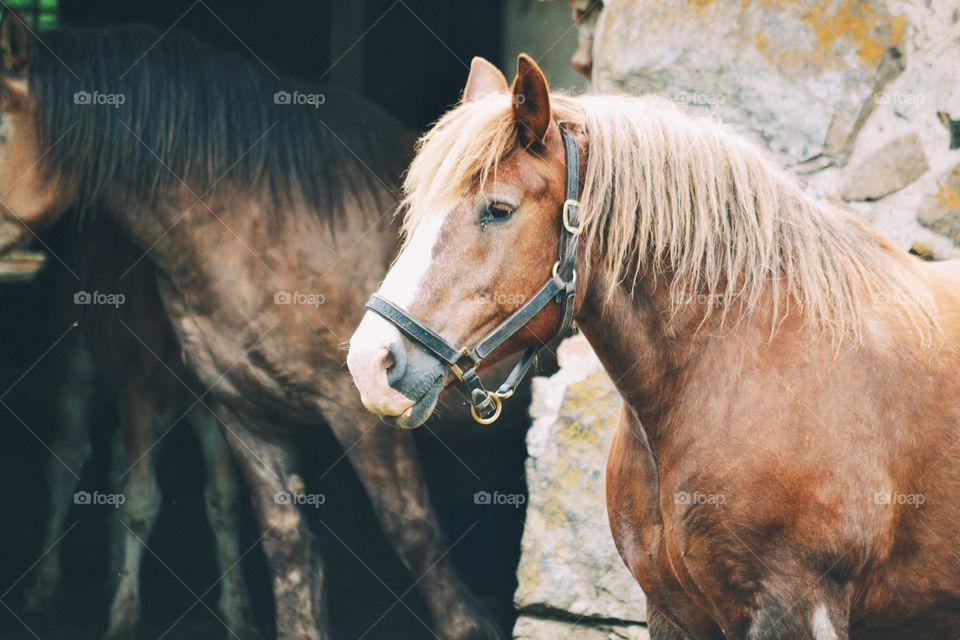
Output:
[552,260,576,284]
[563,199,582,234]
[470,393,502,424]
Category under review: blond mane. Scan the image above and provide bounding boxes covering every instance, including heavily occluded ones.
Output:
[401,92,935,340]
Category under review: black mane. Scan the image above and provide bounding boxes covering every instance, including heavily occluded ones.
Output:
[30,24,408,218]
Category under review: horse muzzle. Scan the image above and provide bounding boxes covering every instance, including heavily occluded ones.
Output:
[347,311,448,428]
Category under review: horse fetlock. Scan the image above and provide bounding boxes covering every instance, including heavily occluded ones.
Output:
[105,591,141,640]
[428,584,502,640]
[432,602,503,640]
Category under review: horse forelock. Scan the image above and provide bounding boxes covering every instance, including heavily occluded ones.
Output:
[27,24,406,222]
[403,91,937,342]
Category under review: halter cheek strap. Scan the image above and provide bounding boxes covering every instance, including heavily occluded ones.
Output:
[365,127,582,424]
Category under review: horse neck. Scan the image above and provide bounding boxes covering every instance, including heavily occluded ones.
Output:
[574,262,749,445]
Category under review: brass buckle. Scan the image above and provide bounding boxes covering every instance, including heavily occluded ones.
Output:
[470,393,503,425]
[563,199,582,235]
[451,348,481,381]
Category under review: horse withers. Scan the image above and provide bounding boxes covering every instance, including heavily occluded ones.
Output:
[347,55,960,639]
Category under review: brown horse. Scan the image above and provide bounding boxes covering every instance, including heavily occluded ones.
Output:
[0,13,514,640]
[347,55,960,639]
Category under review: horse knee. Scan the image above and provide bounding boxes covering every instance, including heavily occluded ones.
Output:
[120,476,161,535]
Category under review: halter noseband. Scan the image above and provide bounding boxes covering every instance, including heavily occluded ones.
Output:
[365,127,581,424]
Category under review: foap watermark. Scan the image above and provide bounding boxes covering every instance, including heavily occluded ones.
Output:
[73,90,126,108]
[675,491,725,506]
[274,291,326,308]
[273,90,326,108]
[873,91,926,107]
[872,290,934,308]
[473,490,526,509]
[74,490,125,509]
[476,291,527,306]
[274,490,326,508]
[875,491,925,508]
[74,290,125,308]
[674,91,726,107]
[672,292,727,307]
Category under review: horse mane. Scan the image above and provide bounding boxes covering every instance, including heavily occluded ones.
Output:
[402,92,936,339]
[29,24,407,219]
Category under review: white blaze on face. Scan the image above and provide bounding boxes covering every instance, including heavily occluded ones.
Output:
[347,213,447,414]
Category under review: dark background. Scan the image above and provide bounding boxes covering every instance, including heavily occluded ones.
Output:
[0,2,535,639]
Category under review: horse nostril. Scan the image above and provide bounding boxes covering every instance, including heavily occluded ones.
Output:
[385,341,407,386]
[382,347,396,373]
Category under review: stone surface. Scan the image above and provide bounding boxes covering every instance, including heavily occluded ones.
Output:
[513,336,647,636]
[841,132,929,200]
[591,0,908,165]
[587,0,960,258]
[917,163,960,242]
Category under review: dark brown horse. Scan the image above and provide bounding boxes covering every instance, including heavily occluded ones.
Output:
[0,13,516,639]
[347,55,960,639]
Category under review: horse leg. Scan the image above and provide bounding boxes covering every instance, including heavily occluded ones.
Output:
[23,340,96,613]
[105,387,162,640]
[188,407,258,640]
[215,404,327,640]
[319,397,501,640]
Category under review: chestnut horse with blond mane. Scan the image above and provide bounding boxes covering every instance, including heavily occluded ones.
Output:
[348,55,960,639]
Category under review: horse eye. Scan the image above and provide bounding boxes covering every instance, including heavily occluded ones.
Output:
[484,202,515,222]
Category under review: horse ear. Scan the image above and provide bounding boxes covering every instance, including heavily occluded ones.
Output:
[0,10,30,76]
[463,57,508,103]
[511,53,551,148]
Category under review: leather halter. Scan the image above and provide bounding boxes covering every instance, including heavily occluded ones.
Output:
[366,127,581,424]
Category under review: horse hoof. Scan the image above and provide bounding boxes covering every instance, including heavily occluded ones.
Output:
[103,622,138,640]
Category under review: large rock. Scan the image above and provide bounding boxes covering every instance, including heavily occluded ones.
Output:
[591,0,908,165]
[841,132,929,201]
[917,163,960,242]
[513,336,647,638]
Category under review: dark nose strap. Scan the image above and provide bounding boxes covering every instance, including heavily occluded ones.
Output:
[365,126,582,424]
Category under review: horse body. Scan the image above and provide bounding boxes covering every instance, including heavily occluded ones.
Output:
[0,15,510,640]
[347,55,960,638]
[591,265,960,639]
